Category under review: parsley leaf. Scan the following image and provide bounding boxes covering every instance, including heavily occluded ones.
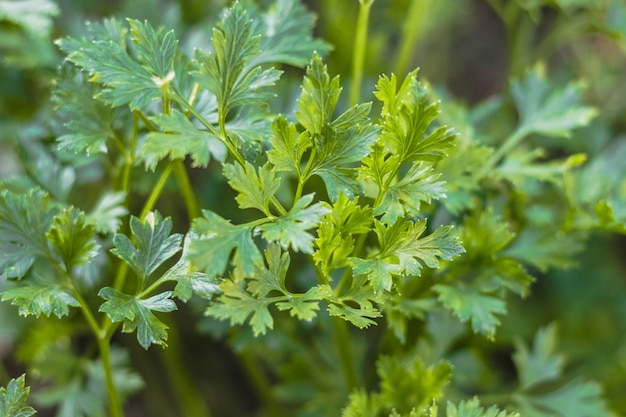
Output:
[110,212,183,284]
[445,398,519,417]
[0,374,36,417]
[258,193,330,253]
[267,115,311,175]
[224,161,281,214]
[47,207,100,271]
[98,288,177,349]
[189,210,263,278]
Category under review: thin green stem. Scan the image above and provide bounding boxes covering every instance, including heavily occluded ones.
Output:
[98,337,124,417]
[350,0,374,107]
[333,317,359,390]
[483,127,528,173]
[393,0,433,77]
[139,162,175,220]
[173,160,201,219]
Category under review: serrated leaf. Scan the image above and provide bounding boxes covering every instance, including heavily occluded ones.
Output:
[374,163,446,224]
[446,398,519,417]
[513,324,564,390]
[1,279,79,319]
[433,283,506,337]
[352,258,400,294]
[189,211,263,278]
[247,0,330,68]
[192,2,280,118]
[329,275,382,328]
[258,194,330,254]
[0,374,36,417]
[127,19,178,79]
[296,53,341,135]
[224,161,281,213]
[52,67,116,155]
[510,64,597,138]
[0,189,56,279]
[47,207,100,270]
[87,191,128,234]
[143,110,227,170]
[268,115,311,175]
[518,380,611,417]
[111,212,182,283]
[98,287,176,349]
[375,72,456,163]
[275,285,332,321]
[205,280,273,336]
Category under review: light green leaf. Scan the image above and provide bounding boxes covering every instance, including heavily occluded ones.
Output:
[258,194,330,253]
[98,287,176,349]
[110,212,183,283]
[519,380,612,417]
[189,211,263,278]
[275,285,332,321]
[0,374,36,417]
[446,398,519,417]
[374,163,446,224]
[329,275,382,328]
[87,191,128,235]
[267,115,311,175]
[127,19,178,79]
[352,258,400,294]
[433,283,506,338]
[143,110,227,170]
[224,161,281,214]
[510,64,597,138]
[47,207,100,270]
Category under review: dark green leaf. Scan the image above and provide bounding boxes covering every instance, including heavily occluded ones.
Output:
[0,374,36,417]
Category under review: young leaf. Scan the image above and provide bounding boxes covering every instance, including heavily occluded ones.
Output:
[127,19,178,79]
[267,115,311,175]
[0,189,56,279]
[513,324,564,390]
[47,207,100,270]
[224,161,281,214]
[446,398,519,417]
[510,64,597,138]
[98,287,177,349]
[328,275,382,328]
[433,283,506,338]
[142,110,227,170]
[258,193,330,254]
[0,374,36,417]
[110,212,183,283]
[87,191,128,235]
[189,211,263,278]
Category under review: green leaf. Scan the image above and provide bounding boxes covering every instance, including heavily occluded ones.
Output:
[143,110,227,170]
[247,0,330,68]
[510,64,597,138]
[98,287,176,349]
[446,398,519,417]
[0,374,36,417]
[517,380,612,417]
[433,283,506,338]
[205,280,274,336]
[352,258,400,294]
[513,324,564,390]
[47,207,100,270]
[58,19,174,110]
[189,211,263,278]
[258,194,330,254]
[224,161,281,214]
[192,2,281,118]
[111,212,182,284]
[374,163,446,224]
[0,189,56,279]
[52,68,116,155]
[375,72,456,163]
[161,235,220,302]
[87,191,128,235]
[127,19,178,79]
[1,274,79,318]
[328,275,382,328]
[295,53,341,135]
[267,115,311,175]
[376,356,452,414]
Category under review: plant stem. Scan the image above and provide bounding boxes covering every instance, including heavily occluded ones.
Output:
[333,317,359,390]
[483,126,528,173]
[98,336,125,417]
[350,0,374,107]
[173,160,201,219]
[139,162,175,220]
[393,0,433,77]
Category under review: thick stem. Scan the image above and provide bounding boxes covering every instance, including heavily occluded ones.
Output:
[350,0,374,107]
